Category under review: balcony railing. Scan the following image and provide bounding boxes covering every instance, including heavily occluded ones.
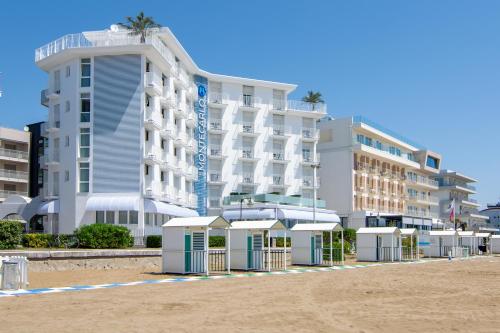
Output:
[208,145,223,157]
[302,127,318,139]
[0,148,29,160]
[302,153,320,164]
[209,92,226,104]
[287,100,326,113]
[241,173,254,184]
[273,150,285,161]
[0,190,28,198]
[272,175,284,186]
[439,181,476,191]
[241,122,255,134]
[209,171,223,182]
[407,175,439,187]
[209,119,223,131]
[272,125,286,136]
[0,169,29,181]
[303,176,320,187]
[241,149,254,159]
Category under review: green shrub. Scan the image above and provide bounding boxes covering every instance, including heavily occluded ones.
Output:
[75,224,133,249]
[22,233,54,248]
[0,220,24,249]
[209,236,225,248]
[146,235,162,248]
[323,241,351,260]
[275,237,291,247]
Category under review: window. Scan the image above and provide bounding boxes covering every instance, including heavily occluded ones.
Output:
[80,128,90,157]
[145,130,150,141]
[65,136,69,147]
[356,134,364,144]
[146,61,151,72]
[161,139,165,150]
[80,93,90,122]
[161,171,165,182]
[65,65,71,77]
[426,156,439,169]
[145,164,150,176]
[65,100,70,112]
[129,211,138,225]
[96,211,104,223]
[65,170,69,182]
[106,211,115,224]
[161,108,165,119]
[79,162,89,192]
[376,141,382,150]
[118,211,128,224]
[174,147,178,157]
[54,70,61,93]
[81,58,91,87]
[145,94,151,107]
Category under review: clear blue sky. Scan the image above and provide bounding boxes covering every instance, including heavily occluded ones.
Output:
[0,0,498,206]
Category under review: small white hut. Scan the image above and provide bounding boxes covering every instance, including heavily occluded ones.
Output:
[162,216,231,275]
[229,220,287,271]
[424,230,459,258]
[290,222,344,266]
[458,231,476,256]
[356,227,402,262]
[400,228,419,260]
[490,235,500,254]
[475,232,491,254]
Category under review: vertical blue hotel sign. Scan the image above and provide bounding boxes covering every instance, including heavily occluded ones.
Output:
[194,75,208,216]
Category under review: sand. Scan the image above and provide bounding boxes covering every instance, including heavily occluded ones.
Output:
[1,257,500,333]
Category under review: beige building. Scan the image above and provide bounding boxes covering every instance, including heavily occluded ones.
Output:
[0,127,30,202]
[318,116,441,233]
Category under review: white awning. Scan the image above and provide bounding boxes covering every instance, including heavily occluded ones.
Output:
[429,230,458,236]
[458,231,475,237]
[291,222,343,232]
[357,227,400,235]
[475,232,491,238]
[163,216,229,228]
[144,199,198,217]
[86,196,140,211]
[400,228,418,236]
[230,220,286,231]
[37,200,60,214]
[223,208,340,223]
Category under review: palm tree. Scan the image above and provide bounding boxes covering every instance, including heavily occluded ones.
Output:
[118,12,161,43]
[302,91,324,110]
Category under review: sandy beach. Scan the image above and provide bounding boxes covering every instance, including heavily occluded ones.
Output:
[2,257,500,333]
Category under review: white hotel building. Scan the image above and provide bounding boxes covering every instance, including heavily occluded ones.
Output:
[318,116,443,234]
[29,25,329,235]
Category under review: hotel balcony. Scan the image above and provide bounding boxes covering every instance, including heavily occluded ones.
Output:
[208,145,225,159]
[208,171,226,185]
[162,154,179,171]
[405,208,438,219]
[406,176,439,190]
[0,148,29,162]
[174,101,187,118]
[302,176,320,189]
[185,165,198,181]
[271,174,288,188]
[47,118,61,132]
[40,89,50,107]
[145,109,162,130]
[208,119,226,134]
[185,108,197,128]
[239,173,257,186]
[407,193,439,206]
[160,123,177,139]
[301,153,320,166]
[208,93,228,108]
[239,149,258,162]
[0,190,28,200]
[271,99,327,115]
[239,95,261,111]
[185,137,197,153]
[144,71,162,96]
[174,131,188,146]
[187,81,197,100]
[160,86,176,108]
[209,197,222,208]
[46,149,60,165]
[270,125,289,139]
[272,150,289,164]
[438,181,476,194]
[0,169,29,182]
[301,128,319,142]
[239,122,259,137]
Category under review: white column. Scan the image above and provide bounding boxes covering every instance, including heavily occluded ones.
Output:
[226,228,231,274]
[205,228,209,276]
[341,230,345,265]
[330,230,333,267]
[268,230,271,272]
[283,230,287,270]
[399,236,402,262]
[410,235,413,260]
[391,235,394,262]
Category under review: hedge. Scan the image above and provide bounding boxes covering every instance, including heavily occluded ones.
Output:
[22,234,53,248]
[146,235,162,248]
[74,224,133,249]
[209,236,225,248]
[0,220,23,249]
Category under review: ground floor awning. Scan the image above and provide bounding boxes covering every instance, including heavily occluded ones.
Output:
[223,207,340,223]
[85,196,140,211]
[144,199,198,217]
[37,200,60,214]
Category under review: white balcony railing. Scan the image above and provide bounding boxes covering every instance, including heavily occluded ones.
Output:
[241,149,254,159]
[209,92,226,104]
[209,171,222,182]
[0,148,29,160]
[302,153,320,164]
[241,122,255,134]
[208,145,223,157]
[272,175,284,186]
[0,190,28,198]
[287,100,326,113]
[303,176,320,187]
[0,169,29,181]
[272,125,286,136]
[302,127,318,139]
[241,173,254,184]
[209,119,223,131]
[273,150,285,161]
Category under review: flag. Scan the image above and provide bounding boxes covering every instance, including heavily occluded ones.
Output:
[447,199,455,222]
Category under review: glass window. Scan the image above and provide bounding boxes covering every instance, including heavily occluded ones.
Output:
[65,100,70,112]
[96,211,104,223]
[145,212,151,225]
[145,130,149,141]
[80,93,90,122]
[65,170,69,182]
[106,211,115,224]
[80,128,90,157]
[81,58,91,87]
[65,136,69,147]
[79,162,89,192]
[376,141,382,150]
[65,65,71,77]
[145,165,150,176]
[129,211,138,225]
[119,211,128,224]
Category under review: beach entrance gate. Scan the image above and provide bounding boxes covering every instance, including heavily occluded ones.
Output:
[356,227,402,262]
[290,222,344,266]
[424,230,461,258]
[475,232,491,255]
[162,216,231,275]
[400,228,419,261]
[458,231,476,256]
[229,220,287,271]
[491,235,500,254]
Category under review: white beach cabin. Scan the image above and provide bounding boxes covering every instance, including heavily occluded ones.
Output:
[162,216,231,275]
[475,232,491,255]
[356,227,402,262]
[290,223,344,266]
[490,235,500,254]
[229,220,287,271]
[400,228,419,261]
[458,231,476,256]
[424,230,460,258]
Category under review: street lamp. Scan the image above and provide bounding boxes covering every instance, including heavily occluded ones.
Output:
[239,196,253,220]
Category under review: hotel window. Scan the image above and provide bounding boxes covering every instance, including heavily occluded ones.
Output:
[65,65,71,77]
[80,128,90,157]
[54,70,61,93]
[106,211,115,224]
[118,211,128,224]
[65,100,70,112]
[161,139,165,150]
[376,141,382,150]
[146,60,151,72]
[356,134,364,144]
[65,135,69,147]
[145,164,150,176]
[64,170,69,182]
[129,211,138,225]
[161,108,165,119]
[146,94,151,107]
[96,211,104,223]
[79,162,89,193]
[80,58,91,87]
[160,171,165,182]
[80,93,90,122]
[145,130,150,141]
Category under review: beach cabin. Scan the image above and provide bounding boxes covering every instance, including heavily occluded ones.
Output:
[162,216,231,275]
[424,230,460,258]
[400,228,419,261]
[356,227,402,262]
[475,232,491,255]
[229,220,287,271]
[458,231,476,256]
[290,222,344,266]
[491,235,500,254]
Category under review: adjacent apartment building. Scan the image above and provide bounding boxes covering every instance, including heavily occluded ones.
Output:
[0,127,30,202]
[30,25,326,235]
[318,116,442,233]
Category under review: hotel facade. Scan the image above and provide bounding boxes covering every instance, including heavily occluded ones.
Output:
[27,25,328,236]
